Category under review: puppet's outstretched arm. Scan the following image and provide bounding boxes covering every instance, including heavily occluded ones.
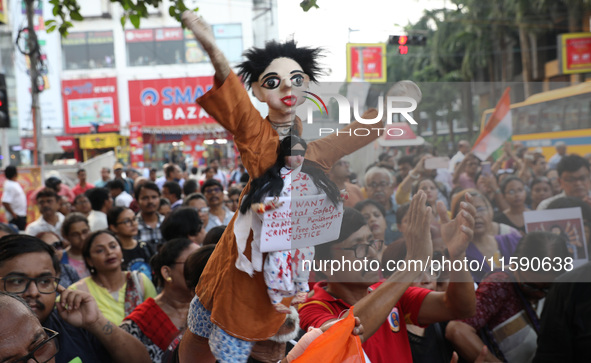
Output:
[182,11,230,83]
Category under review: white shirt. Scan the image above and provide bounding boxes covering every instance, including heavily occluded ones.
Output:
[25,213,65,238]
[88,210,108,231]
[115,191,134,208]
[1,179,27,218]
[448,151,465,173]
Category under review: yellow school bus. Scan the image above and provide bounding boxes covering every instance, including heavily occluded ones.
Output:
[480,82,591,160]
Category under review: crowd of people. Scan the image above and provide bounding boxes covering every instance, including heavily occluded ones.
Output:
[2,9,591,362]
[0,136,589,362]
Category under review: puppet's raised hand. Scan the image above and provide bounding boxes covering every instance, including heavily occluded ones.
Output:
[182,11,230,81]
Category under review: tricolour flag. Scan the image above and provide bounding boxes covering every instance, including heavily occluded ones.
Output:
[472,88,512,161]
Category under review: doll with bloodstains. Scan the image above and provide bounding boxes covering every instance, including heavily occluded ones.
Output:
[180,11,421,363]
[238,135,342,314]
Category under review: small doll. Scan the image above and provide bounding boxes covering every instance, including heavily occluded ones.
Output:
[238,135,342,313]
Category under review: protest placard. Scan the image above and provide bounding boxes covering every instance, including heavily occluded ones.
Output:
[260,194,343,252]
[524,207,588,267]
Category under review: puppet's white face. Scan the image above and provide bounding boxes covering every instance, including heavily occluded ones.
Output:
[284,143,305,170]
[252,57,309,121]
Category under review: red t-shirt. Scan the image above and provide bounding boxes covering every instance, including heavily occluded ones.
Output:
[72,183,95,196]
[299,282,430,363]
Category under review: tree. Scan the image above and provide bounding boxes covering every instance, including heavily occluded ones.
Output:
[47,0,197,37]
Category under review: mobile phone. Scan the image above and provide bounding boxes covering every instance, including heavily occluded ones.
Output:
[481,161,491,176]
[424,156,450,170]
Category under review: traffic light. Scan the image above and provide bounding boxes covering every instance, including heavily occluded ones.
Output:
[0,74,9,128]
[388,35,427,54]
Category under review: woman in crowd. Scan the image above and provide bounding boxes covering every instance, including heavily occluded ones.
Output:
[59,195,72,216]
[61,212,91,278]
[354,199,387,258]
[446,231,569,362]
[72,194,92,217]
[108,206,156,278]
[36,231,79,287]
[493,176,529,234]
[451,189,521,282]
[69,230,157,325]
[159,198,172,217]
[529,177,553,210]
[182,192,210,228]
[121,238,199,362]
[161,207,205,245]
[453,153,480,189]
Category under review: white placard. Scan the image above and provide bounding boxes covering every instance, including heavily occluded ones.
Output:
[524,207,588,267]
[260,195,343,252]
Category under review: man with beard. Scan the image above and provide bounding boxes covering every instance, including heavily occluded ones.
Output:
[0,235,150,363]
[364,166,400,243]
[25,188,65,239]
[135,181,164,248]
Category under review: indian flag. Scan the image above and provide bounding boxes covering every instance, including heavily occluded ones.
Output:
[472,88,512,161]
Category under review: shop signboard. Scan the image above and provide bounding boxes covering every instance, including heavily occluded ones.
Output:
[128,77,218,127]
[62,77,119,134]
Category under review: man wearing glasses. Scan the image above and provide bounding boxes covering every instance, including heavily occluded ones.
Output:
[0,292,59,363]
[299,192,477,363]
[0,235,150,363]
[364,166,400,242]
[537,154,591,210]
[202,179,234,232]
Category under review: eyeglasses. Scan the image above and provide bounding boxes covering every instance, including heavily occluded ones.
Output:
[204,187,222,194]
[74,199,90,205]
[289,150,306,157]
[10,327,60,363]
[0,275,61,294]
[198,207,210,214]
[225,199,239,205]
[367,181,391,189]
[116,218,137,226]
[50,241,64,250]
[334,240,382,259]
[562,174,590,184]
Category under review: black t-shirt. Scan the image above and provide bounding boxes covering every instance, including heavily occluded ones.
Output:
[43,310,111,363]
[122,241,156,279]
[407,323,454,363]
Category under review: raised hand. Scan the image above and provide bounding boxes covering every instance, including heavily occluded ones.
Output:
[438,192,475,259]
[56,285,101,329]
[403,191,433,262]
[181,11,230,81]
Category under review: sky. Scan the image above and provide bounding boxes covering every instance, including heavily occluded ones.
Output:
[276,0,447,81]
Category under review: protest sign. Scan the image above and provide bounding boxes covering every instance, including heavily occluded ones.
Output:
[524,207,588,267]
[260,194,343,252]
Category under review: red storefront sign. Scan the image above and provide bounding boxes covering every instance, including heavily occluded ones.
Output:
[155,28,183,41]
[128,77,217,127]
[125,29,154,42]
[129,122,144,168]
[21,136,77,151]
[346,43,387,82]
[62,78,120,134]
[559,33,591,74]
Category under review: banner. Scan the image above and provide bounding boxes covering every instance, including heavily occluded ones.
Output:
[0,167,42,224]
[62,77,119,134]
[128,77,218,127]
[129,122,144,168]
[558,33,591,74]
[472,88,512,161]
[11,0,64,130]
[346,43,387,83]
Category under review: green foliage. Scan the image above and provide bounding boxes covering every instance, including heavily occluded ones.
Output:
[46,0,198,38]
[300,0,319,11]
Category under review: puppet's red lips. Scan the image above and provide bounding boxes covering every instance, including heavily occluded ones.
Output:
[282,96,297,107]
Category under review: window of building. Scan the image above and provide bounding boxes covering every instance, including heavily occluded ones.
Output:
[127,24,243,67]
[62,31,115,70]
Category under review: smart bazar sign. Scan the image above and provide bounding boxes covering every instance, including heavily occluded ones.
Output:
[128,77,217,127]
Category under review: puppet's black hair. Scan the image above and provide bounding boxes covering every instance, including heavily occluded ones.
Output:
[240,135,340,214]
[236,40,324,89]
